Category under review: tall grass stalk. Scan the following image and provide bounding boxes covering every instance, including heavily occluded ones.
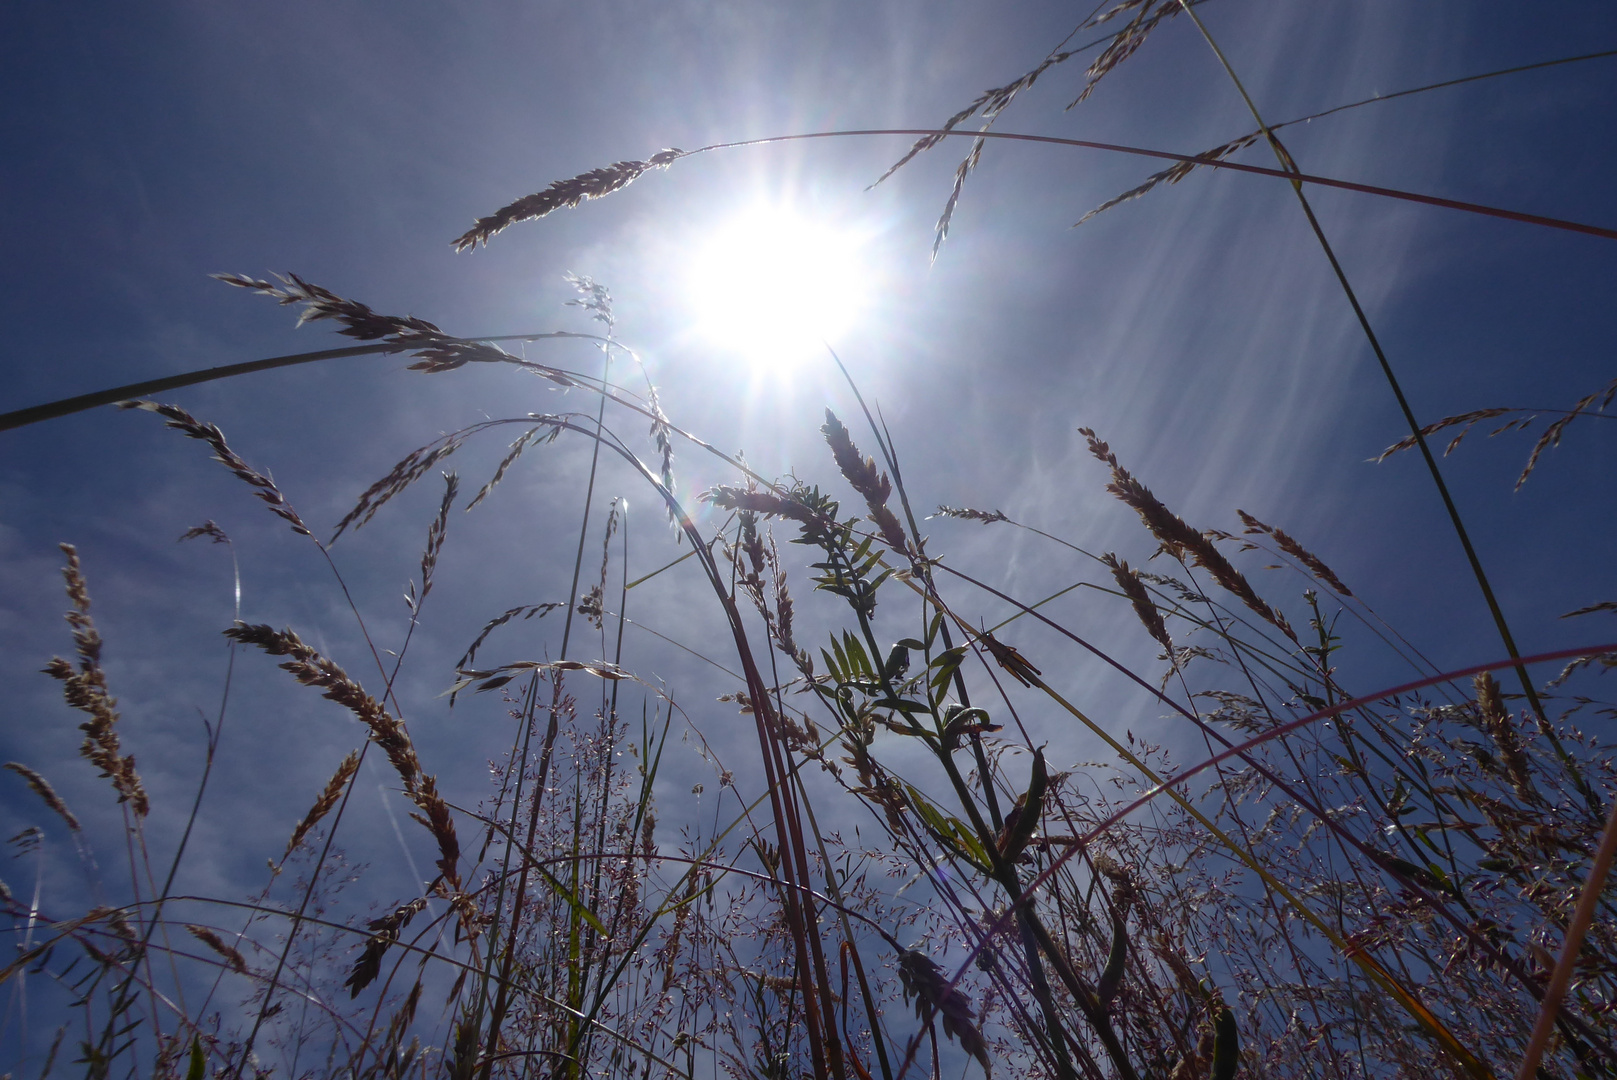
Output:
[5,15,1617,1080]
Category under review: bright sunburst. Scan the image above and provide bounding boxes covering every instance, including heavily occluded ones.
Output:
[684,205,871,372]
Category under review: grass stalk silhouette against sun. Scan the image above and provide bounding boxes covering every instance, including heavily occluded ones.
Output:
[5,6,1617,1079]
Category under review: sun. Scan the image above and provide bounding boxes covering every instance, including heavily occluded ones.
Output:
[684,204,871,371]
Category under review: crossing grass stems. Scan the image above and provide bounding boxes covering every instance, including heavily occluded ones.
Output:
[6,7,1617,1079]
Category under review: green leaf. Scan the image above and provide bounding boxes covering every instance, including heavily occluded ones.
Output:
[843,632,872,677]
[1001,748,1047,863]
[187,1036,206,1080]
[530,861,610,938]
[904,785,991,872]
[928,646,968,693]
[1211,1005,1239,1080]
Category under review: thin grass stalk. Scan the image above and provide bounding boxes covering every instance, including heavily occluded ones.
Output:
[1516,795,1617,1079]
[955,617,1494,1076]
[461,412,841,1080]
[925,556,1569,1005]
[990,646,1617,1077]
[1170,0,1583,802]
[476,328,616,1080]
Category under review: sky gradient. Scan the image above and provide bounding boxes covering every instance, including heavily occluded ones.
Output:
[3,1,1615,1068]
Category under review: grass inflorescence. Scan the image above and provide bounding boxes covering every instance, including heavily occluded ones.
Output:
[5,12,1617,1080]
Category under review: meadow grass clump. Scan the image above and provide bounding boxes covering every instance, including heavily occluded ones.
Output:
[4,9,1617,1080]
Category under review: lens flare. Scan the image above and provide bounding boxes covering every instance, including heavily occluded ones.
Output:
[685,205,868,371]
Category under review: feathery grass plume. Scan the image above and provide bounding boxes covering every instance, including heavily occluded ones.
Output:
[177,519,230,545]
[185,924,248,975]
[1102,553,1173,654]
[1080,428,1294,639]
[345,898,427,998]
[1074,0,1187,105]
[768,534,813,677]
[43,545,148,816]
[897,948,991,1075]
[738,509,767,582]
[877,2,1183,255]
[223,623,461,889]
[872,44,1082,188]
[1517,373,1617,489]
[582,497,622,631]
[1475,672,1537,803]
[117,401,311,537]
[452,148,685,251]
[1375,374,1616,489]
[373,980,424,1078]
[931,505,1008,524]
[214,272,514,374]
[821,410,907,552]
[1235,510,1353,597]
[283,750,361,864]
[1077,132,1261,225]
[415,472,459,608]
[565,271,616,335]
[466,421,566,511]
[1375,406,1522,462]
[932,136,985,258]
[3,762,82,831]
[450,602,563,704]
[333,431,472,542]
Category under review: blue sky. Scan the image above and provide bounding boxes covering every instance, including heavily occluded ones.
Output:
[2,0,1615,1068]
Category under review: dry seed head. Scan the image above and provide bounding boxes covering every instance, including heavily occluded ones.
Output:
[1076,1,1184,105]
[333,432,472,541]
[4,762,81,832]
[1102,553,1172,654]
[931,505,1008,524]
[1474,671,1536,802]
[453,149,685,251]
[215,272,441,341]
[770,565,813,677]
[821,410,892,506]
[931,137,985,259]
[738,510,767,580]
[897,949,991,1074]
[225,622,460,888]
[418,472,459,603]
[822,410,908,552]
[409,775,461,889]
[1081,429,1294,640]
[186,924,249,975]
[118,401,311,537]
[1236,510,1353,597]
[1078,132,1261,226]
[565,272,616,334]
[284,750,361,863]
[46,545,148,817]
[1517,374,1617,489]
[452,602,563,701]
[217,272,515,374]
[345,897,428,998]
[177,519,231,545]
